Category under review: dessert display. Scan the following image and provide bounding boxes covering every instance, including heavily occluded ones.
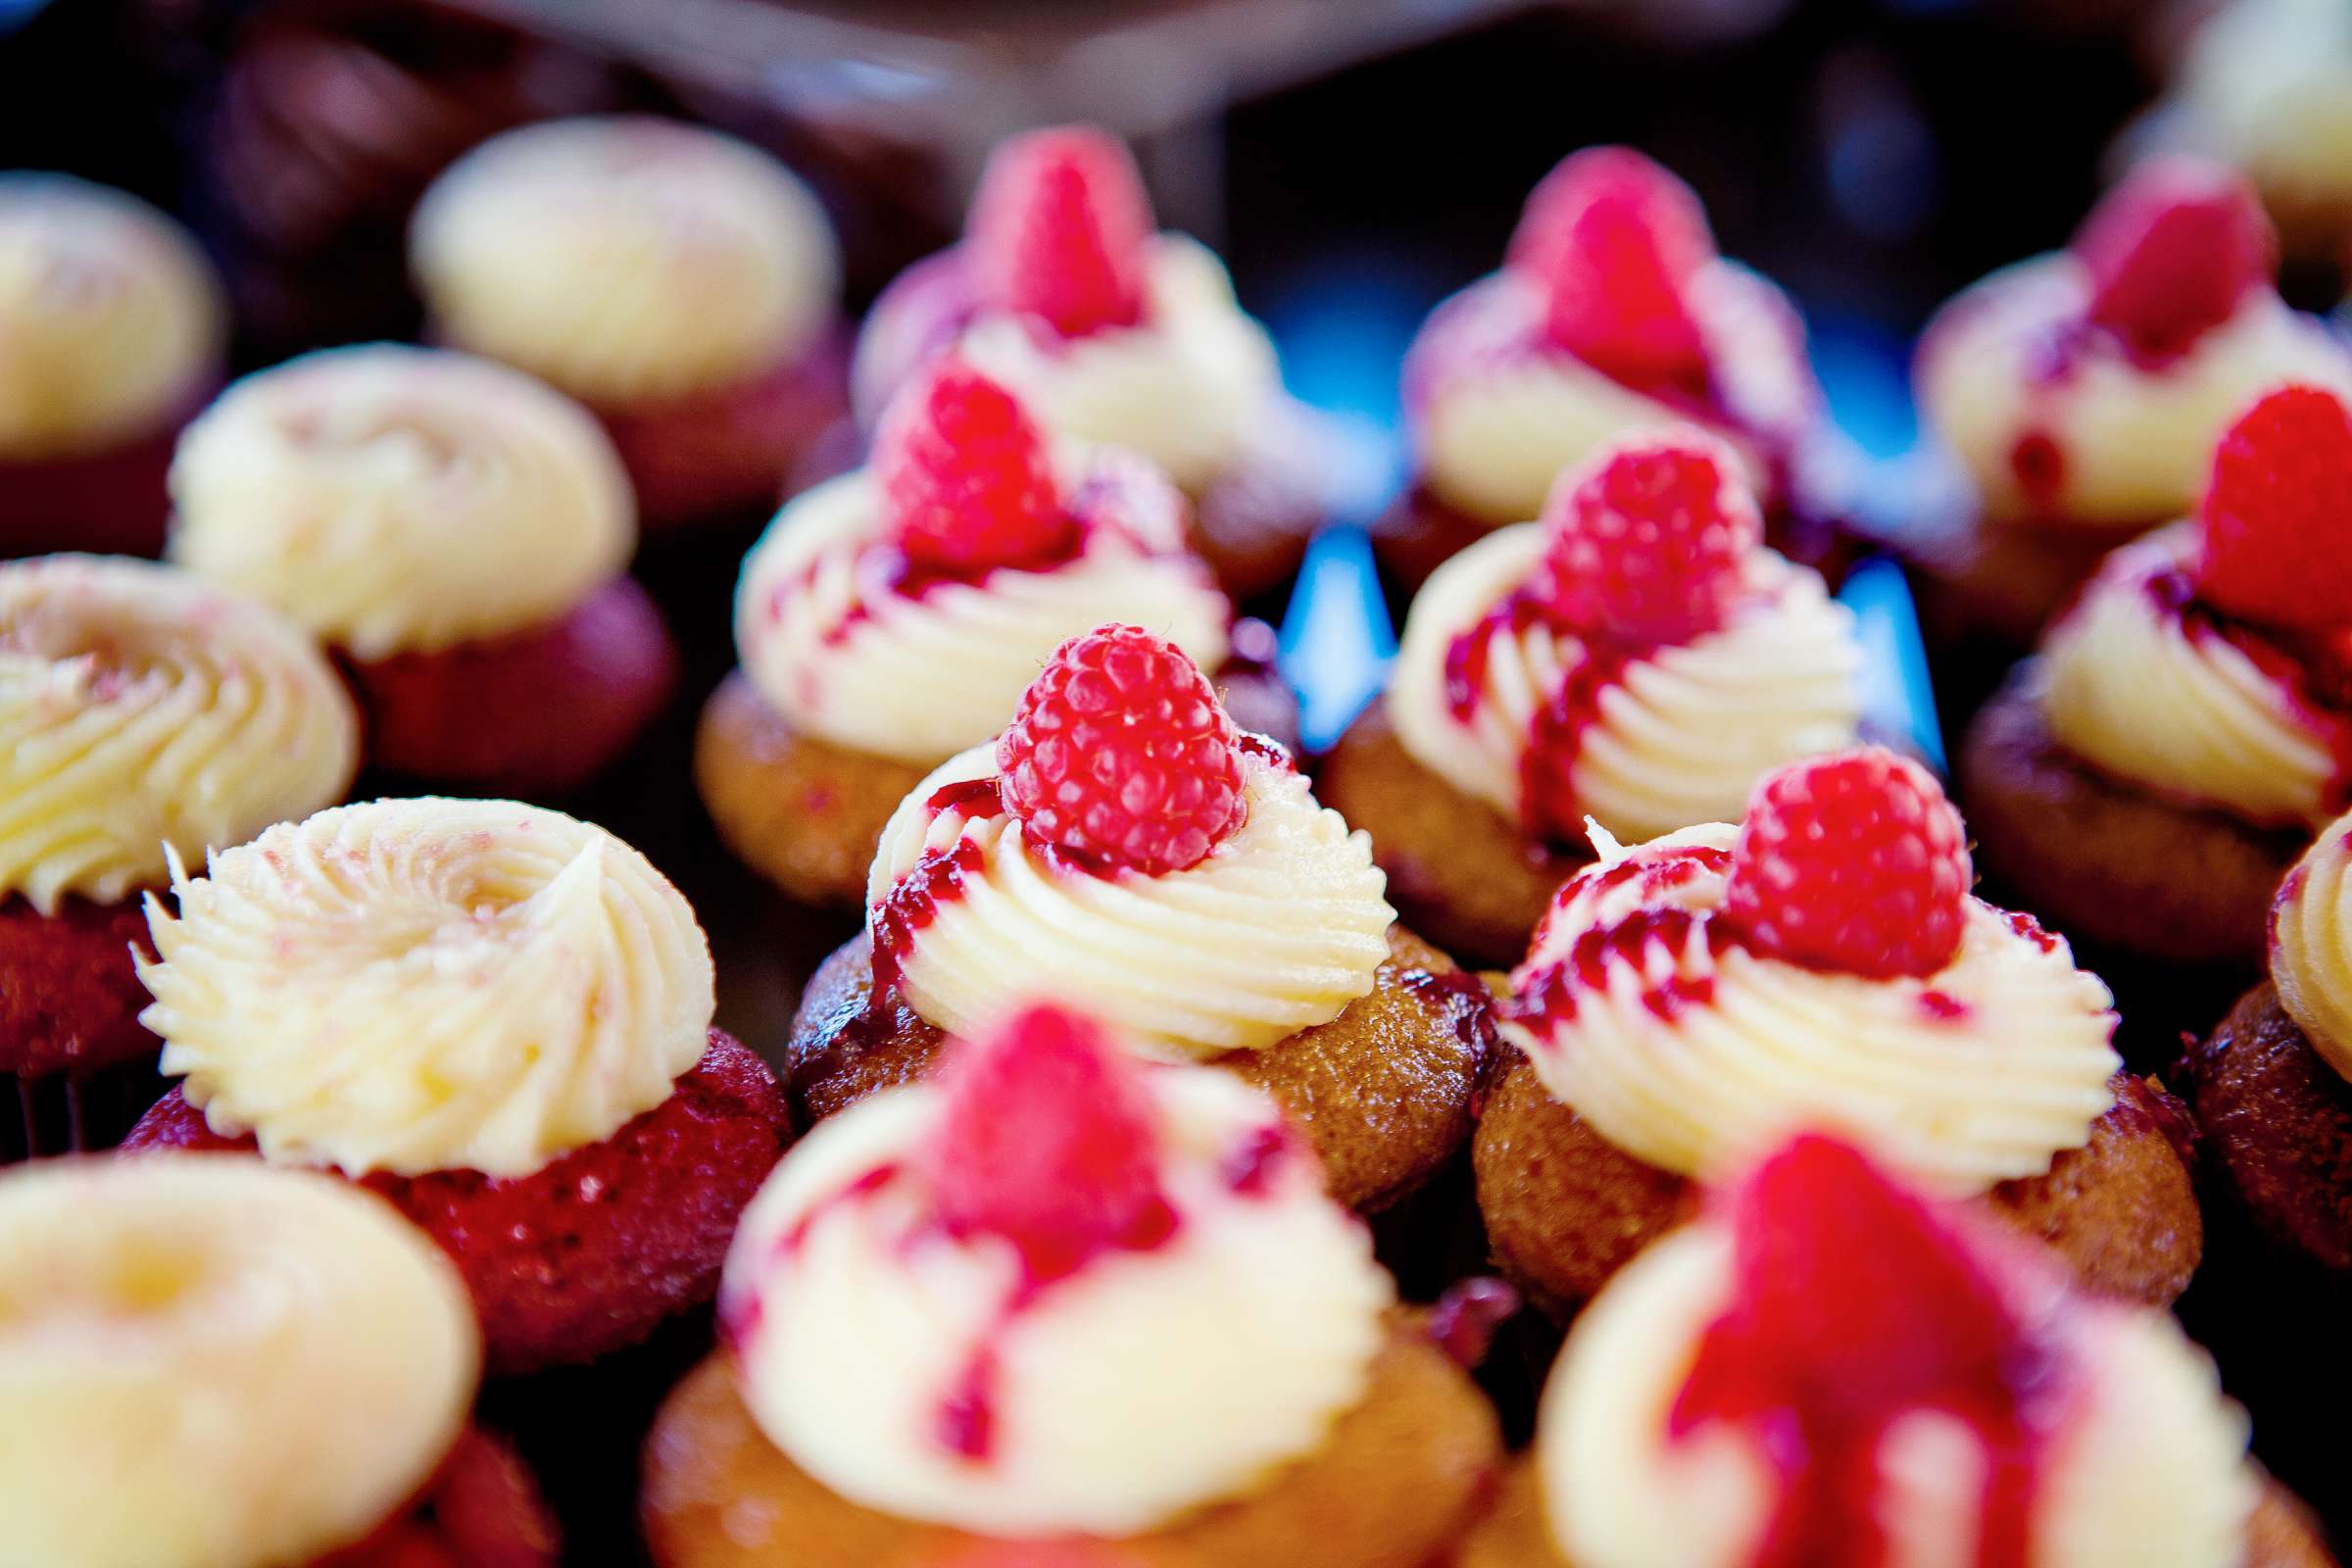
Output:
[166,343,676,796]
[851,124,1330,602]
[1962,383,2352,968]
[2,1153,559,1567]
[0,554,359,1160]
[121,797,792,1374]
[411,115,848,531]
[1323,428,1863,966]
[787,623,1492,1214]
[1456,1134,2331,1568]
[698,354,1292,909]
[1375,146,1834,600]
[641,999,1502,1568]
[1475,747,2202,1317]
[0,173,226,559]
[1898,156,2352,660]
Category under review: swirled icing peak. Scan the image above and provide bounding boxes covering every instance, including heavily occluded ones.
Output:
[0,555,359,914]
[413,116,839,405]
[169,345,635,657]
[0,1154,478,1568]
[138,798,715,1178]
[0,173,224,459]
[2271,810,2352,1080]
[720,1002,1391,1536]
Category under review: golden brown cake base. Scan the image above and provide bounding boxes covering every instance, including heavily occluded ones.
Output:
[788,926,1490,1214]
[1877,504,2130,657]
[1960,662,2304,966]
[1318,700,1584,970]
[640,1320,1501,1568]
[2180,984,2352,1278]
[1188,399,1336,609]
[1472,1052,2203,1317]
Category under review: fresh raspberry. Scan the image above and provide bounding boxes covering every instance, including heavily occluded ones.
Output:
[917,1002,1170,1281]
[1509,147,1714,394]
[1535,429,1760,644]
[2075,157,2275,360]
[1723,748,1973,979]
[996,623,1249,875]
[968,124,1153,339]
[872,356,1076,574]
[2195,384,2352,627]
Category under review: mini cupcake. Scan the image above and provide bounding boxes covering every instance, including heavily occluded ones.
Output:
[1477,748,2201,1318]
[1897,157,2352,663]
[122,797,791,1374]
[412,116,847,532]
[1375,147,1833,600]
[852,125,1327,603]
[699,354,1290,909]
[0,174,226,559]
[1963,384,2352,970]
[642,999,1501,1568]
[0,555,358,1160]
[1457,1135,2328,1568]
[1323,428,1862,967]
[789,623,1491,1215]
[167,343,676,796]
[4,1154,558,1567]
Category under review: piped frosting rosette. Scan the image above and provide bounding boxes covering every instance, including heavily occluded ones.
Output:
[2270,810,2352,1080]
[0,555,358,914]
[168,345,635,658]
[2169,0,2352,240]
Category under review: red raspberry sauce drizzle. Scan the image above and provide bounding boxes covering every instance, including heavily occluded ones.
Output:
[867,775,1013,996]
[2144,565,2352,810]
[1668,1137,2079,1568]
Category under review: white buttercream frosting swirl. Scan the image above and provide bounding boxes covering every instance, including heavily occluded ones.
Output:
[1500,823,2121,1194]
[138,798,715,1179]
[2174,0,2352,223]
[169,345,635,658]
[0,556,358,915]
[721,1064,1391,1537]
[413,116,839,406]
[868,745,1395,1060]
[1388,522,1861,846]
[2270,810,2352,1081]
[0,173,223,460]
[0,1155,478,1568]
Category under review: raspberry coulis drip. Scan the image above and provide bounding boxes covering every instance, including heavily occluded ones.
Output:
[870,838,986,997]
[1509,906,1736,1032]
[1669,1136,2078,1568]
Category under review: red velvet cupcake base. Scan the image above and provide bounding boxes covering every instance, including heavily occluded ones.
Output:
[316,1425,559,1568]
[0,893,158,1080]
[0,376,217,560]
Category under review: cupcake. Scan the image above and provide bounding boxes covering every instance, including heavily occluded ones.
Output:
[4,1154,558,1567]
[1323,428,1863,967]
[0,555,358,1160]
[1962,384,2352,971]
[1375,146,1833,601]
[852,124,1327,604]
[167,343,676,796]
[121,797,792,1375]
[1476,748,2201,1318]
[1457,1134,2329,1568]
[412,115,847,532]
[642,999,1502,1568]
[1897,156,2352,664]
[789,623,1491,1215]
[699,354,1289,909]
[0,174,226,559]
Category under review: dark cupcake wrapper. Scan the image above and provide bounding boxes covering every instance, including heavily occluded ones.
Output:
[1,1055,164,1164]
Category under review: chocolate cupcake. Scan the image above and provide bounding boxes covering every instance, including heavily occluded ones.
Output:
[167,343,675,796]
[643,1000,1500,1568]
[0,556,358,1160]
[4,1154,558,1566]
[1457,1135,2328,1568]
[1375,147,1836,603]
[1476,749,2201,1318]
[1325,428,1863,967]
[122,797,791,1375]
[0,175,225,559]
[852,125,1332,605]
[789,623,1490,1216]
[412,116,847,532]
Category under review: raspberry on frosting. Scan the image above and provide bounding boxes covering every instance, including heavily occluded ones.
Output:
[2194,383,2352,628]
[2074,157,2277,361]
[967,125,1153,340]
[995,623,1250,875]
[1536,428,1761,644]
[1722,748,1974,979]
[872,354,1079,574]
